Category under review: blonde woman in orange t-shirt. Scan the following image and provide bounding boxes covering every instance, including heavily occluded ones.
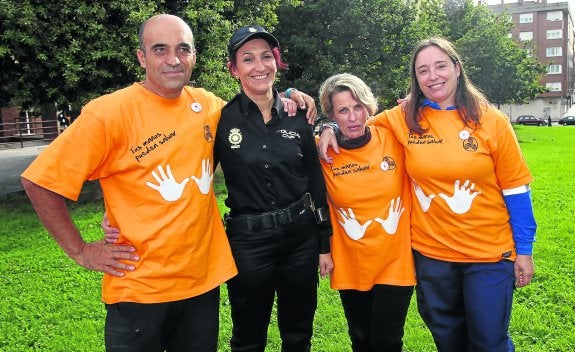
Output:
[319,38,536,352]
[318,73,416,352]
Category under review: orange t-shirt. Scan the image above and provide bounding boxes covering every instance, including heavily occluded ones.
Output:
[22,83,237,304]
[320,125,415,291]
[372,105,533,262]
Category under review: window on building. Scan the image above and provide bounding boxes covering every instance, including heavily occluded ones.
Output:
[547,30,563,39]
[546,47,563,57]
[519,13,533,23]
[547,64,562,74]
[519,31,533,41]
[546,82,562,92]
[547,11,563,21]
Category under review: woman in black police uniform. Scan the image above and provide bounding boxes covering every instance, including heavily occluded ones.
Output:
[214,26,332,352]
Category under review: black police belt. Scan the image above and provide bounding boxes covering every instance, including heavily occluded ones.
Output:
[225,193,312,231]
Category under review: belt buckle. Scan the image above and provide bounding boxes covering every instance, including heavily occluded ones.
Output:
[277,209,292,225]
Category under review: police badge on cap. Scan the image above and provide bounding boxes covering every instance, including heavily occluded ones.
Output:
[227,25,279,56]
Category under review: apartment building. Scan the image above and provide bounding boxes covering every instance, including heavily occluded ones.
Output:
[486,0,574,120]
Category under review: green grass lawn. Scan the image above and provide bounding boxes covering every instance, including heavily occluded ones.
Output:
[1,125,574,351]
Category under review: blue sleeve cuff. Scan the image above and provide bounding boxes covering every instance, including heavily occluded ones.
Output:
[503,190,537,255]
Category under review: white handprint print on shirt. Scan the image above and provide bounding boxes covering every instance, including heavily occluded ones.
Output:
[146,165,190,202]
[190,158,213,195]
[438,179,481,214]
[374,197,405,235]
[338,208,372,241]
[413,180,435,213]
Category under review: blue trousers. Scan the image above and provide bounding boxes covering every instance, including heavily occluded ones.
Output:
[413,250,515,352]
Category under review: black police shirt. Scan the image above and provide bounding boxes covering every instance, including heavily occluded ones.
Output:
[214,91,328,218]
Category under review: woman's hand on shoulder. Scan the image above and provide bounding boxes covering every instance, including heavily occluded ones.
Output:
[284,89,318,124]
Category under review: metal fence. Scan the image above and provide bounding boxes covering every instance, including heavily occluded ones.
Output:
[0,116,61,149]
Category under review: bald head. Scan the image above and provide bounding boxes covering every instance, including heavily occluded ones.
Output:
[136,14,197,98]
[139,14,195,52]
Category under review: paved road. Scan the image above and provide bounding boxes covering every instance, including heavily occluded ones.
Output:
[0,143,47,195]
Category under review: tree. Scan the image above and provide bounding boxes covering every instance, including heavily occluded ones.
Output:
[445,0,546,105]
[276,0,423,113]
[414,0,449,39]
[1,0,546,114]
[185,0,281,101]
[0,0,282,112]
[0,0,159,112]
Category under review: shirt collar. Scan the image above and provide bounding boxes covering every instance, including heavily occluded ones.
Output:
[421,98,456,110]
[239,90,282,119]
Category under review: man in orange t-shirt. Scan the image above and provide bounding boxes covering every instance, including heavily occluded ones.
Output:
[22,14,236,352]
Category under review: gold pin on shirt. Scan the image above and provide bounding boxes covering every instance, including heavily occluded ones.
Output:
[204,125,213,142]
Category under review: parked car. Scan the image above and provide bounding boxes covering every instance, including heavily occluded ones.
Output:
[558,115,575,126]
[515,115,546,126]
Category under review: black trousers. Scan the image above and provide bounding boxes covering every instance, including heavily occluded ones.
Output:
[226,210,319,352]
[339,284,414,352]
[104,287,220,352]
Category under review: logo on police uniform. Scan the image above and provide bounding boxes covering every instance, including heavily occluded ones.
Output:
[276,129,300,139]
[228,128,242,149]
